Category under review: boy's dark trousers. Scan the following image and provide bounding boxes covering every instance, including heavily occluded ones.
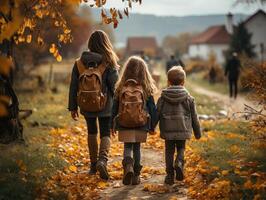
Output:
[165,140,186,176]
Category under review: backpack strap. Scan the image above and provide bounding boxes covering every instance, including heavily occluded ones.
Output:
[76,58,86,75]
[97,63,107,76]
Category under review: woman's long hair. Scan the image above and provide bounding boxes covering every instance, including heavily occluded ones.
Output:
[115,56,157,99]
[88,30,119,68]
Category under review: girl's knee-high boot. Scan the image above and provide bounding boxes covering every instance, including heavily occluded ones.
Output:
[132,164,142,185]
[122,157,134,185]
[96,136,110,180]
[88,134,98,175]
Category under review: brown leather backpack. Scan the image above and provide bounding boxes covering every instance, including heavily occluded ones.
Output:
[118,79,148,128]
[76,58,107,112]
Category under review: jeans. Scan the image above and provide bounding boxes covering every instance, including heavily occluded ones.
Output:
[165,140,186,175]
[124,142,141,166]
[85,117,111,138]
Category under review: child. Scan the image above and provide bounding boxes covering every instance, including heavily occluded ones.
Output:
[68,30,119,180]
[111,56,157,185]
[155,66,201,185]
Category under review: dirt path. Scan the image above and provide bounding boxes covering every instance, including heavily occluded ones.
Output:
[189,82,257,116]
[101,145,188,200]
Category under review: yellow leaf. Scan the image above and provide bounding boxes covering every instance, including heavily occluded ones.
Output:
[69,165,77,173]
[244,180,253,189]
[26,34,32,43]
[56,55,62,62]
[63,28,71,34]
[37,36,44,46]
[47,153,55,159]
[16,160,27,171]
[230,145,240,154]
[49,44,56,53]
[221,170,229,176]
[58,34,64,42]
[97,181,107,189]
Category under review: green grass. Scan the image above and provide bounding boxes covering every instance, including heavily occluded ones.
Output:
[191,120,266,180]
[186,85,223,115]
[0,84,71,200]
[202,120,250,135]
[187,72,229,95]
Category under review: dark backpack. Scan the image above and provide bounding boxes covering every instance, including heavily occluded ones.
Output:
[118,79,148,128]
[76,59,107,112]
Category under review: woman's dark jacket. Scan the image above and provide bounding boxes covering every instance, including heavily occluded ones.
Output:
[111,95,156,132]
[68,51,119,118]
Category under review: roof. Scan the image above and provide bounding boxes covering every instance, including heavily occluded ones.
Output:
[243,9,266,25]
[126,37,158,53]
[190,25,231,45]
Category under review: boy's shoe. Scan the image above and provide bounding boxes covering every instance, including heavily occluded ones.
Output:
[89,162,97,175]
[96,160,109,180]
[174,161,184,181]
[164,174,174,185]
[132,165,142,185]
[122,157,134,185]
[132,175,140,185]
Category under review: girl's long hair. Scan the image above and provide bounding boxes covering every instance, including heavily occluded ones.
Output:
[88,30,119,69]
[115,56,157,99]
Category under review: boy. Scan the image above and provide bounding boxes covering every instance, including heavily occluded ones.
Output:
[155,66,201,185]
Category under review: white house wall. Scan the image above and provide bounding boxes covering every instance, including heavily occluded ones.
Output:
[189,44,229,63]
[245,12,266,61]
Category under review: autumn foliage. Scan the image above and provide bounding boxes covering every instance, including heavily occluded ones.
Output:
[240,59,266,132]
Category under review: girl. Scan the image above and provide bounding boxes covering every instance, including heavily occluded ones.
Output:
[111,56,157,185]
[68,30,119,180]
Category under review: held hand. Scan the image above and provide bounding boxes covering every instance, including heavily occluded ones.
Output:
[110,129,116,137]
[149,130,157,135]
[195,134,201,140]
[71,111,79,121]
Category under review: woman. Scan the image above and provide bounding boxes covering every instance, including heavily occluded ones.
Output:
[68,30,119,180]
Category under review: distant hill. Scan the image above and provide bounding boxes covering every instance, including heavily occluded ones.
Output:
[90,9,247,47]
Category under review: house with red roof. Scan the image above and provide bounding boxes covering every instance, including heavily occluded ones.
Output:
[188,9,266,63]
[125,37,160,58]
[188,23,232,63]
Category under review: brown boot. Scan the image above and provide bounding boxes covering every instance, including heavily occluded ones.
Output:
[132,165,142,185]
[88,134,98,175]
[96,136,110,180]
[122,157,134,185]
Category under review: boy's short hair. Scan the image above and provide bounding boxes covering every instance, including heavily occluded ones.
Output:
[167,66,186,85]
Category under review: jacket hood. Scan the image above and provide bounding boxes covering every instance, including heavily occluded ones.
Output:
[161,86,189,104]
[80,51,102,68]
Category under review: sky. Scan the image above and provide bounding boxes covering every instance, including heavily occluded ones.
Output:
[100,0,265,16]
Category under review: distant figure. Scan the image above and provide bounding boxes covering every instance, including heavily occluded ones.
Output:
[166,55,184,73]
[140,51,151,72]
[225,52,241,99]
[209,66,216,84]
